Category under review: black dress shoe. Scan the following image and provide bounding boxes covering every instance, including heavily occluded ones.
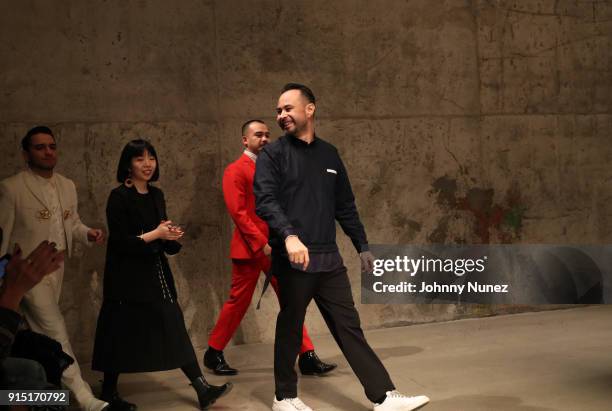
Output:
[298,350,337,376]
[100,392,137,411]
[204,347,238,375]
[191,376,232,410]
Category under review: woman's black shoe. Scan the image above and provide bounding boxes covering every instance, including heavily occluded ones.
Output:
[101,392,137,411]
[191,376,232,410]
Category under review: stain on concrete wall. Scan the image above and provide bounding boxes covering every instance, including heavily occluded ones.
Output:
[0,0,609,362]
[430,175,525,243]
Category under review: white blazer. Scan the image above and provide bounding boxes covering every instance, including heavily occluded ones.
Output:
[0,170,91,257]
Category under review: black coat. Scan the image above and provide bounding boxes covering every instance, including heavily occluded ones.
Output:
[103,184,181,302]
[94,184,197,372]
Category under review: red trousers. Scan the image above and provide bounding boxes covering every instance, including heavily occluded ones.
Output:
[208,254,315,353]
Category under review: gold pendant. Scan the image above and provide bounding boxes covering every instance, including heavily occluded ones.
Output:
[37,209,51,220]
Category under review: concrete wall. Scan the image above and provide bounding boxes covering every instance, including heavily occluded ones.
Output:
[0,0,610,361]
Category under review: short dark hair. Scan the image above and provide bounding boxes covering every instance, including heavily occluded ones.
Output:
[281,83,316,104]
[241,119,266,136]
[116,139,160,183]
[22,126,55,152]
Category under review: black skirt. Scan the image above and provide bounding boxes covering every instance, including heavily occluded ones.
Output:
[91,300,197,373]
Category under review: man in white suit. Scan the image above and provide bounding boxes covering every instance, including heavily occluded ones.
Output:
[0,126,109,411]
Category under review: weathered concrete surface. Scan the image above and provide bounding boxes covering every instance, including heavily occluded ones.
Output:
[78,306,612,410]
[0,0,610,363]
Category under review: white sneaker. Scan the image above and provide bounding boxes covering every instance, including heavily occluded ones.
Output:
[272,396,314,411]
[373,390,430,411]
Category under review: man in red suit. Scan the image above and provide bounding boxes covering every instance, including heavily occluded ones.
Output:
[204,119,336,376]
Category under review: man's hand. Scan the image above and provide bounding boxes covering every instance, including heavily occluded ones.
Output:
[263,244,272,257]
[285,236,309,271]
[0,242,65,311]
[87,228,105,244]
[360,251,375,274]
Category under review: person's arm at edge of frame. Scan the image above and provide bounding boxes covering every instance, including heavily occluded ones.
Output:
[0,181,16,256]
[0,239,64,359]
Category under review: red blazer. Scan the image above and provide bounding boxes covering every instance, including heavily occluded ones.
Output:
[223,153,269,259]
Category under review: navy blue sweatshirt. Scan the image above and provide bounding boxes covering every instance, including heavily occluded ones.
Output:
[254,134,369,255]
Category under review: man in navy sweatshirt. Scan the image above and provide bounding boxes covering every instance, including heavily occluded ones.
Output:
[254,83,430,411]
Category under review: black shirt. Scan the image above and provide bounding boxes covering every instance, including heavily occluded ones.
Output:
[254,134,369,258]
[0,307,21,359]
[135,191,159,232]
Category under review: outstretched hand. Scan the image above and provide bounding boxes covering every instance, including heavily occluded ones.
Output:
[1,242,65,311]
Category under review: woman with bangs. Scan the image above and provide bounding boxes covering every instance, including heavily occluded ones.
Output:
[92,139,231,410]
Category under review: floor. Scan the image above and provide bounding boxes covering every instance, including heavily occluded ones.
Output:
[78,306,612,410]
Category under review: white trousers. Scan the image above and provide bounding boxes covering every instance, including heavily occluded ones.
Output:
[21,265,105,411]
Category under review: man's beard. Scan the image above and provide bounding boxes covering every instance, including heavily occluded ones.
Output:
[29,160,55,171]
[282,121,303,137]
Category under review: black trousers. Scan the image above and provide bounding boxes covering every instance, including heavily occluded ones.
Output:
[274,261,394,402]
